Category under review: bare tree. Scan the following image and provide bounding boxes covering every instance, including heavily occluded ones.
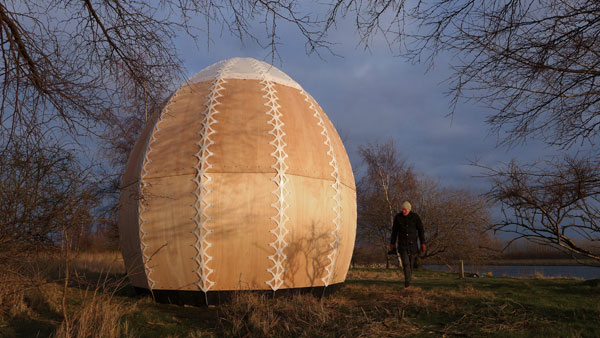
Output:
[356,140,495,268]
[0,135,98,259]
[356,139,418,268]
[313,1,600,147]
[0,1,338,150]
[316,0,600,259]
[1,1,179,146]
[480,155,600,264]
[416,177,496,266]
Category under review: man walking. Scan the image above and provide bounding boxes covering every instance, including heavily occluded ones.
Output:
[389,201,426,288]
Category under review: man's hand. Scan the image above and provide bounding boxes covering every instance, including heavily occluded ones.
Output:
[421,243,426,253]
[387,244,397,255]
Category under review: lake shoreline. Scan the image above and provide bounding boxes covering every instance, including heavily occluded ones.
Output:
[426,258,599,267]
[423,262,600,279]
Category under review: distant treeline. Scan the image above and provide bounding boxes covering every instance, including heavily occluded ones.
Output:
[352,240,596,267]
[501,243,572,260]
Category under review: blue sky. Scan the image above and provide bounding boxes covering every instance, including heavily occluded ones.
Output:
[173,14,556,194]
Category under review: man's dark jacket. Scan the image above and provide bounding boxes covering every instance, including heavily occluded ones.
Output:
[390,211,425,254]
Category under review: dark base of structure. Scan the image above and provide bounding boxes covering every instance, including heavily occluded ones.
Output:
[134,283,344,306]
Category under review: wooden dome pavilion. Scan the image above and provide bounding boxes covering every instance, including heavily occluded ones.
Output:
[118,57,356,303]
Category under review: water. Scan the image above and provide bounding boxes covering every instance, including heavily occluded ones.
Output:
[423,265,600,280]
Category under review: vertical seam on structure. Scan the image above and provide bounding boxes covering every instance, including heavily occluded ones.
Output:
[251,59,290,291]
[301,90,342,287]
[192,58,236,292]
[138,90,181,290]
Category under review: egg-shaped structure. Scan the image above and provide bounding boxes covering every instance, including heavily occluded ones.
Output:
[118,58,356,300]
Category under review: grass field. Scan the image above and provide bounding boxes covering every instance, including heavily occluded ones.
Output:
[1,253,599,337]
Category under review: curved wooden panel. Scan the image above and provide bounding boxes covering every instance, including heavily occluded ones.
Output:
[142,174,198,290]
[332,184,357,284]
[118,183,147,289]
[275,84,333,181]
[207,79,274,174]
[208,172,275,290]
[119,105,166,289]
[309,98,356,190]
[143,83,212,179]
[282,174,337,289]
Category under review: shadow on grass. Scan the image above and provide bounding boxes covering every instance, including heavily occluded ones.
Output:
[3,315,57,338]
[124,301,219,338]
[345,279,400,287]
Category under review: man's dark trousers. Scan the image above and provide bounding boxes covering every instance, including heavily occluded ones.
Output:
[399,248,415,287]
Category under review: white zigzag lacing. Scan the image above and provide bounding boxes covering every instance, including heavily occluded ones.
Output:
[138,90,181,289]
[250,60,290,291]
[301,90,342,287]
[192,59,237,292]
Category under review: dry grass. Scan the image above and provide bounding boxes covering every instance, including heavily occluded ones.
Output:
[217,292,336,337]
[213,285,440,337]
[53,252,131,338]
[2,254,597,337]
[347,268,404,282]
[444,285,495,299]
[341,268,539,336]
[0,261,61,320]
[53,289,132,338]
[0,251,131,337]
[69,251,125,275]
[0,271,40,318]
[0,271,29,318]
[529,271,584,280]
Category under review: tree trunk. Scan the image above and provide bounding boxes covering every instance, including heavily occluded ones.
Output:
[61,227,70,336]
